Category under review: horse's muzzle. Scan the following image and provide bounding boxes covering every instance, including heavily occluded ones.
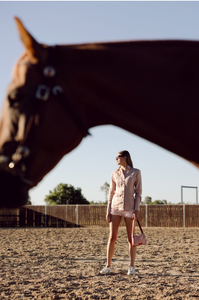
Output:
[0,170,29,208]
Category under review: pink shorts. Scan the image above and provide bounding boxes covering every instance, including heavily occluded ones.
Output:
[110,208,135,219]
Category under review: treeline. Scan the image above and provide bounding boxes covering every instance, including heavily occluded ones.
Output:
[28,183,181,206]
[141,196,182,205]
[28,182,110,205]
[141,196,168,205]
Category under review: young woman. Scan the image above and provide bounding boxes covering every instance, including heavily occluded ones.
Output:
[100,150,142,275]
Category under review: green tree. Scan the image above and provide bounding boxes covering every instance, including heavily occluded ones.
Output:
[44,183,89,205]
[90,200,108,205]
[150,200,164,205]
[26,194,32,205]
[162,199,167,204]
[149,199,168,205]
[100,182,110,204]
[143,196,152,204]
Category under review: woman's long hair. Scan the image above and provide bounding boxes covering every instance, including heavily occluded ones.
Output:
[118,150,133,167]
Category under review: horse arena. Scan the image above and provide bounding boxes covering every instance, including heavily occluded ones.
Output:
[0,17,199,300]
[0,227,198,300]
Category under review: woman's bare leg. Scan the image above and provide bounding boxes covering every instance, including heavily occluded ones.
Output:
[107,215,122,267]
[124,217,136,267]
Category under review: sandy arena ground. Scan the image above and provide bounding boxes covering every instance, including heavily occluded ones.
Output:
[0,226,199,299]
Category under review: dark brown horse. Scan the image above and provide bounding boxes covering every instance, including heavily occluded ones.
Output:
[0,17,199,208]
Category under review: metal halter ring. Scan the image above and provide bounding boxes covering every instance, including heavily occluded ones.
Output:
[36,85,50,101]
[43,66,56,77]
[52,85,63,96]
[15,146,30,158]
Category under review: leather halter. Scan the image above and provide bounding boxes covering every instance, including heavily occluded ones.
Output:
[35,46,90,137]
[36,46,90,137]
[0,46,90,186]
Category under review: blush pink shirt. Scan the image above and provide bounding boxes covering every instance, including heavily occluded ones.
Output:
[107,165,142,212]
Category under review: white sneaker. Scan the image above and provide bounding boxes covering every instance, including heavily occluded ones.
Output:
[127,266,135,275]
[100,266,111,274]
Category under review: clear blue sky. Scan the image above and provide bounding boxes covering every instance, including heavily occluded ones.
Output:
[0,2,199,205]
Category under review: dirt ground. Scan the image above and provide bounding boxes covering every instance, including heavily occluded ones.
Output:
[0,226,199,300]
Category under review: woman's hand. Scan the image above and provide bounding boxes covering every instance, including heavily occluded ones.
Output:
[106,212,112,223]
[133,210,139,220]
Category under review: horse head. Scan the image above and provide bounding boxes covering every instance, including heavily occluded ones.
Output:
[0,18,89,208]
[2,18,199,208]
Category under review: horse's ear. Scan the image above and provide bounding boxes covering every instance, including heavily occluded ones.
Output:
[14,17,45,61]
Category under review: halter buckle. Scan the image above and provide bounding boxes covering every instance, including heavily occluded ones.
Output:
[36,85,50,101]
[53,85,63,96]
[43,66,56,77]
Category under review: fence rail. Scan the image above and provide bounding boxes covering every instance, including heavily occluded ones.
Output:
[0,205,199,228]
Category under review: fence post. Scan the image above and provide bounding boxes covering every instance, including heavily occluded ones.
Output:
[183,204,186,228]
[33,211,35,227]
[45,205,47,227]
[25,208,27,227]
[76,204,79,227]
[17,209,19,227]
[146,204,148,227]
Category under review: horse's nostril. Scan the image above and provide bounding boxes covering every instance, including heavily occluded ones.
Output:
[0,170,29,208]
[2,141,19,156]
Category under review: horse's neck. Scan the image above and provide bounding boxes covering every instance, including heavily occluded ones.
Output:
[56,41,199,165]
[57,42,148,131]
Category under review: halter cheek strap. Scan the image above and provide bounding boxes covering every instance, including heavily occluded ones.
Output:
[35,46,91,138]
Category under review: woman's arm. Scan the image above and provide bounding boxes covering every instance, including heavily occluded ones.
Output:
[107,173,116,213]
[134,170,142,211]
[133,210,139,220]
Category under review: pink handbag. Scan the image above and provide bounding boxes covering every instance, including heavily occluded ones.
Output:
[132,219,147,247]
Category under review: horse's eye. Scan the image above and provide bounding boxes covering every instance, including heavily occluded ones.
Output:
[9,91,19,101]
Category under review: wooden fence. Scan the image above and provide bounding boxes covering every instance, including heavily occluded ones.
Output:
[0,205,199,228]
